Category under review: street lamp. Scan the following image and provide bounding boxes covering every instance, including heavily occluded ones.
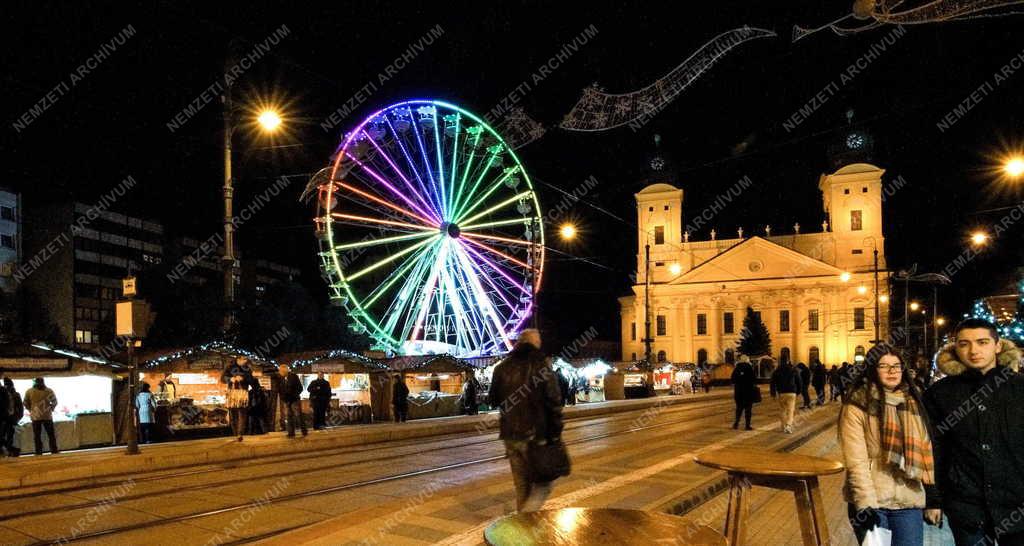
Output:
[257,109,283,132]
[970,231,990,247]
[559,223,577,240]
[1004,156,1024,178]
[910,301,921,312]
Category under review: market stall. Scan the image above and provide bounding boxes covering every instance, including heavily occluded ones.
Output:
[573,359,612,403]
[137,342,277,441]
[384,355,482,420]
[286,350,387,425]
[0,342,122,451]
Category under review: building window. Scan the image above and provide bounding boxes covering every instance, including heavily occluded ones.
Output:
[843,188,850,195]
[852,249,863,255]
[862,187,868,192]
[723,312,734,334]
[657,350,667,363]
[809,346,820,364]
[697,349,708,365]
[854,307,866,330]
[697,313,707,335]
[0,206,14,221]
[0,234,13,250]
[654,225,665,245]
[631,322,636,341]
[100,287,114,300]
[850,210,863,231]
[724,349,735,364]
[656,315,666,336]
[779,310,790,332]
[648,206,654,212]
[808,309,820,331]
[631,352,637,361]
[664,205,669,211]
[75,330,94,344]
[655,262,664,267]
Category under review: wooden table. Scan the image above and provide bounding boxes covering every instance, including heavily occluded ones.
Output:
[694,448,844,546]
[484,508,727,546]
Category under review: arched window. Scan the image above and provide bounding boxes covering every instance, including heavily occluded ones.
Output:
[697,349,708,365]
[724,349,735,364]
[809,346,820,365]
[780,347,791,365]
[657,350,667,363]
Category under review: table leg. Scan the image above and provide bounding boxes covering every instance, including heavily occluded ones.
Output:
[792,477,830,546]
[724,473,751,546]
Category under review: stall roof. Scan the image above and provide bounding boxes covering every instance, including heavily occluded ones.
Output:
[139,341,278,369]
[384,354,483,373]
[284,349,388,373]
[0,341,124,374]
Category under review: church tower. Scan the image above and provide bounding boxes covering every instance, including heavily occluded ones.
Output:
[817,163,887,273]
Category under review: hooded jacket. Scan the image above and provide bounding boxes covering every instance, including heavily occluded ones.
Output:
[924,339,1024,534]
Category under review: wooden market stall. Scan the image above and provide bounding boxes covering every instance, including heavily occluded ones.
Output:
[0,341,124,450]
[283,350,387,425]
[382,355,483,420]
[136,342,277,441]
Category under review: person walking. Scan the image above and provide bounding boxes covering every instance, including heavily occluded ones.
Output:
[839,343,940,545]
[136,382,156,444]
[796,362,812,409]
[222,357,254,441]
[924,318,1024,545]
[1,378,23,456]
[277,364,307,437]
[730,355,758,430]
[23,377,58,455]
[811,361,827,406]
[828,365,841,402]
[248,382,269,435]
[462,372,480,415]
[488,329,564,512]
[838,361,852,398]
[690,367,702,394]
[769,361,801,434]
[307,372,332,430]
[392,374,409,423]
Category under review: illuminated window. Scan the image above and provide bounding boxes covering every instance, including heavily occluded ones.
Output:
[631,322,636,341]
[854,308,866,330]
[656,315,666,336]
[808,309,820,331]
[723,312,734,334]
[851,210,863,231]
[654,226,665,245]
[697,314,707,335]
[779,310,790,332]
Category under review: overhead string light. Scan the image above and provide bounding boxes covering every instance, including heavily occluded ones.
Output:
[794,0,1024,41]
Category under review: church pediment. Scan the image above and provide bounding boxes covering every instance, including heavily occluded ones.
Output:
[670,237,844,285]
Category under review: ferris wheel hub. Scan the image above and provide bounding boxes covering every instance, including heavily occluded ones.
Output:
[440,222,461,239]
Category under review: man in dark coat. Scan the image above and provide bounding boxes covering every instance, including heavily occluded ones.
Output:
[810,361,827,406]
[796,362,812,409]
[462,372,480,415]
[1,377,22,456]
[488,329,564,512]
[770,361,802,434]
[392,375,409,423]
[277,364,307,437]
[924,318,1024,545]
[307,372,333,430]
[730,355,758,430]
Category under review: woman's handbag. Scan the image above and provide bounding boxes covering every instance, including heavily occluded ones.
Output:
[528,438,572,483]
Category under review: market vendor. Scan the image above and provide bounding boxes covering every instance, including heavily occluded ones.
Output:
[158,373,177,401]
[307,371,333,430]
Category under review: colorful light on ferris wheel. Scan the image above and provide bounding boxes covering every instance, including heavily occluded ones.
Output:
[313,99,544,357]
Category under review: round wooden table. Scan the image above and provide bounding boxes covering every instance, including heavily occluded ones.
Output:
[694,448,844,546]
[483,508,727,546]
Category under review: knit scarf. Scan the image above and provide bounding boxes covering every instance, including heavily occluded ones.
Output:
[879,390,935,484]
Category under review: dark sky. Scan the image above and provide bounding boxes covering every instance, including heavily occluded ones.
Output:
[5,1,1023,348]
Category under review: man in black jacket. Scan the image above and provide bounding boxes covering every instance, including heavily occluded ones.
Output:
[924,318,1024,546]
[488,329,564,512]
[307,372,333,430]
[796,362,812,409]
[277,364,307,437]
[770,361,802,434]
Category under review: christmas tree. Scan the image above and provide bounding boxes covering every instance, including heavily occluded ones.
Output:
[968,298,997,324]
[1003,277,1024,345]
[737,306,771,358]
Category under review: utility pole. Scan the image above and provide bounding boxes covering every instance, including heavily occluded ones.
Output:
[222,47,237,334]
[873,247,880,343]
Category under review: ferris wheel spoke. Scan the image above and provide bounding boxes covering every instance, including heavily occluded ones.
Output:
[457,191,534,227]
[383,244,439,339]
[383,115,444,218]
[461,231,533,246]
[451,146,502,221]
[360,242,436,309]
[346,154,441,225]
[345,235,439,282]
[360,132,441,224]
[458,245,516,311]
[460,217,532,231]
[432,112,448,219]
[460,237,532,271]
[334,179,438,227]
[460,240,532,296]
[452,166,520,224]
[334,230,437,251]
[446,114,461,226]
[452,247,513,351]
[330,212,438,233]
[441,253,485,352]
[409,112,446,219]
[450,126,484,221]
[407,242,448,342]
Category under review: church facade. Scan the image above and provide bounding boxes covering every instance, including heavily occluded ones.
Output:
[619,163,891,367]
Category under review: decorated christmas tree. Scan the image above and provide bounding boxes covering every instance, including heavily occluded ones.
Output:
[968,298,997,324]
[737,306,771,358]
[1003,277,1024,345]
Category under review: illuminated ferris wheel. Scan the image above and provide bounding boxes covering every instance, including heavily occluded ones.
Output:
[312,99,543,357]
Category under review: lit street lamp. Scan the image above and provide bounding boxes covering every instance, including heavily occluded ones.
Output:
[257,109,283,132]
[1005,156,1024,178]
[970,231,990,247]
[559,223,577,240]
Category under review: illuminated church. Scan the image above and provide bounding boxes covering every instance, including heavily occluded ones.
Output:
[619,160,892,367]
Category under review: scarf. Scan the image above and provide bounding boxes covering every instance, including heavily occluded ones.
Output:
[879,390,935,484]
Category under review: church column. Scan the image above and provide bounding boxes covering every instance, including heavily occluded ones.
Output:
[672,298,683,363]
[792,296,803,364]
[682,299,693,362]
[710,297,722,363]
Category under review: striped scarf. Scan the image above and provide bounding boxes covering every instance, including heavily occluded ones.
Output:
[879,390,935,484]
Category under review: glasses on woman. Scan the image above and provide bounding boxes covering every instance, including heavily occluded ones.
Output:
[878,364,903,373]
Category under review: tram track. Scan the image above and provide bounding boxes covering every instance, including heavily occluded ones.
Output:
[0,399,736,524]
[0,395,730,504]
[11,400,741,545]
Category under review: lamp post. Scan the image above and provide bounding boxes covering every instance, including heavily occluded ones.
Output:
[862,236,882,343]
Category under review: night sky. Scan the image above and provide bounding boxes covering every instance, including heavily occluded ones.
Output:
[6,1,1023,350]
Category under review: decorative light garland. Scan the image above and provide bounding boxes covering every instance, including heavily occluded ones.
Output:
[140,341,278,369]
